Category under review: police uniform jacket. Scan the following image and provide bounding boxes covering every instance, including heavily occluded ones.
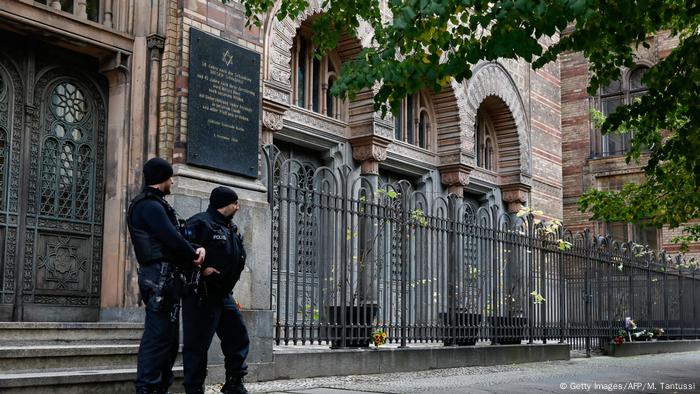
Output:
[186,206,246,299]
[127,186,198,266]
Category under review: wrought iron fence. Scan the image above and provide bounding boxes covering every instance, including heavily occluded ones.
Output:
[262,145,700,353]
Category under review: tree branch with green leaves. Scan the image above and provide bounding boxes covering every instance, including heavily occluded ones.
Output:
[228,0,700,250]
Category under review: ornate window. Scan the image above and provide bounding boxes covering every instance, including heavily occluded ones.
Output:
[394,92,433,150]
[475,109,496,171]
[291,33,345,120]
[41,81,93,220]
[593,66,649,157]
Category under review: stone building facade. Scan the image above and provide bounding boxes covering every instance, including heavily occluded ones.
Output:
[0,0,563,369]
[560,31,699,257]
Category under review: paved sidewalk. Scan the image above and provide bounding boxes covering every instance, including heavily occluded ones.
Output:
[205,350,700,393]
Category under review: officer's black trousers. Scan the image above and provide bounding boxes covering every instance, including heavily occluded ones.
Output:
[182,293,250,393]
[135,263,180,392]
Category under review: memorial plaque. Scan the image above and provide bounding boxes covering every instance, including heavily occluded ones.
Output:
[187,28,260,178]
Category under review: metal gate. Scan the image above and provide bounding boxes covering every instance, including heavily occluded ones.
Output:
[0,36,106,321]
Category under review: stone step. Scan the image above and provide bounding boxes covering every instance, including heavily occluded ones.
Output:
[0,322,143,345]
[0,344,186,373]
[0,367,184,394]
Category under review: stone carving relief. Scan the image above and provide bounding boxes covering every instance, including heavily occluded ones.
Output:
[352,143,387,163]
[263,110,284,131]
[439,164,472,197]
[440,170,470,187]
[388,142,439,166]
[502,184,531,213]
[269,67,291,85]
[351,135,391,175]
[470,169,498,185]
[146,34,166,51]
[263,84,290,105]
[285,107,346,136]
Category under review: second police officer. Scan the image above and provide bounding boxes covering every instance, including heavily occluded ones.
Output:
[182,186,250,394]
[127,157,206,394]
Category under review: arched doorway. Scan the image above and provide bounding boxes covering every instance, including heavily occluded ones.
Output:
[0,35,107,321]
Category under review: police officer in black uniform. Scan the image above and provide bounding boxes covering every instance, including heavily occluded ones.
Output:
[182,186,249,394]
[128,157,206,394]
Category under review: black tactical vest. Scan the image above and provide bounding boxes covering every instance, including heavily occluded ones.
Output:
[127,188,180,265]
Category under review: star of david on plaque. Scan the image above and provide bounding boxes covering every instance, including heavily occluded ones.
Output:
[222,50,234,67]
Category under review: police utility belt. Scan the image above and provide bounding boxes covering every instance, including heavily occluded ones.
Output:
[139,261,187,323]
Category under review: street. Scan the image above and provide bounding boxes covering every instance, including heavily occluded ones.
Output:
[214,351,700,394]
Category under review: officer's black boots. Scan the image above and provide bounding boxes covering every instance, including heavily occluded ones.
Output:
[222,377,249,394]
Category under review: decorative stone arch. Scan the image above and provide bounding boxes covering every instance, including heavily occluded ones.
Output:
[461,62,531,179]
[262,3,373,133]
[264,1,375,84]
[265,0,324,87]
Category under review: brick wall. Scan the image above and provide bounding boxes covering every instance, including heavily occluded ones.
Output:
[560,33,699,258]
[158,0,264,163]
[530,60,563,219]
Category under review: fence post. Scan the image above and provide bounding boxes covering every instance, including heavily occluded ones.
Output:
[627,246,634,331]
[399,186,410,348]
[540,232,547,344]
[677,256,684,339]
[490,207,499,345]
[603,236,608,344]
[584,231,592,357]
[528,214,535,345]
[338,168,350,348]
[694,268,698,338]
[558,229,565,344]
[646,256,652,332]
[446,196,458,346]
[662,252,669,337]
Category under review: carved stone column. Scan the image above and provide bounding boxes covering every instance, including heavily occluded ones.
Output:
[76,0,87,19]
[502,183,531,213]
[103,0,113,28]
[438,164,472,198]
[350,135,391,175]
[146,34,165,158]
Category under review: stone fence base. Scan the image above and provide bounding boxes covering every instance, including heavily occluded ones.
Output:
[603,340,700,357]
[207,343,570,383]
